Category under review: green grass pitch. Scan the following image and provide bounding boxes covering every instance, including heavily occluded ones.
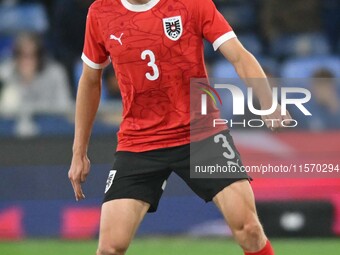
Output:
[1,237,340,255]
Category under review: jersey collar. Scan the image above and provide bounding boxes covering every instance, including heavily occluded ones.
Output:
[120,0,160,12]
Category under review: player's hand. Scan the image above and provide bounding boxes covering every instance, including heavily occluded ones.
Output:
[68,154,90,201]
[261,104,292,131]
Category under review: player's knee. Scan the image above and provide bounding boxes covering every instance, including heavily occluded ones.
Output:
[96,244,128,255]
[235,221,265,251]
[242,222,263,241]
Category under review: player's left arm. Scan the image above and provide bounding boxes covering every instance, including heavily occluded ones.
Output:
[218,38,291,130]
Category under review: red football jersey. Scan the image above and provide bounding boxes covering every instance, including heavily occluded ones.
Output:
[82,0,236,152]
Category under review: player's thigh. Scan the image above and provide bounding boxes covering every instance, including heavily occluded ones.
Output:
[173,130,249,202]
[98,198,150,252]
[213,179,259,230]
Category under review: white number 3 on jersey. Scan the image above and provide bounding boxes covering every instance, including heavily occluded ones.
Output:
[141,50,160,81]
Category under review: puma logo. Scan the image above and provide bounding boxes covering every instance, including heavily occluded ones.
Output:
[110,33,124,45]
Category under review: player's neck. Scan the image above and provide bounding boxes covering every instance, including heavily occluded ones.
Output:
[126,0,152,5]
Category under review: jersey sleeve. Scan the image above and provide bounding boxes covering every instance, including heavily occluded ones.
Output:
[81,7,110,69]
[196,0,237,51]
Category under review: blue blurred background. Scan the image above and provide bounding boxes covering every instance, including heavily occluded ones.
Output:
[0,0,340,241]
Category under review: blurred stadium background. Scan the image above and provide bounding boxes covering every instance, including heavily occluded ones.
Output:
[0,0,340,254]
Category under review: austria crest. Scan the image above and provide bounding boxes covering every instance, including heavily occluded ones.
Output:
[163,16,183,41]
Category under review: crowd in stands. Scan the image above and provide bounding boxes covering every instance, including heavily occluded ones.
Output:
[0,0,340,136]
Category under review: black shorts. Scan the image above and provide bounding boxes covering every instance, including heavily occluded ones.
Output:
[103,130,249,212]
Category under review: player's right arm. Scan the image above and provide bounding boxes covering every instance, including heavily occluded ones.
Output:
[68,64,102,201]
[68,5,109,201]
